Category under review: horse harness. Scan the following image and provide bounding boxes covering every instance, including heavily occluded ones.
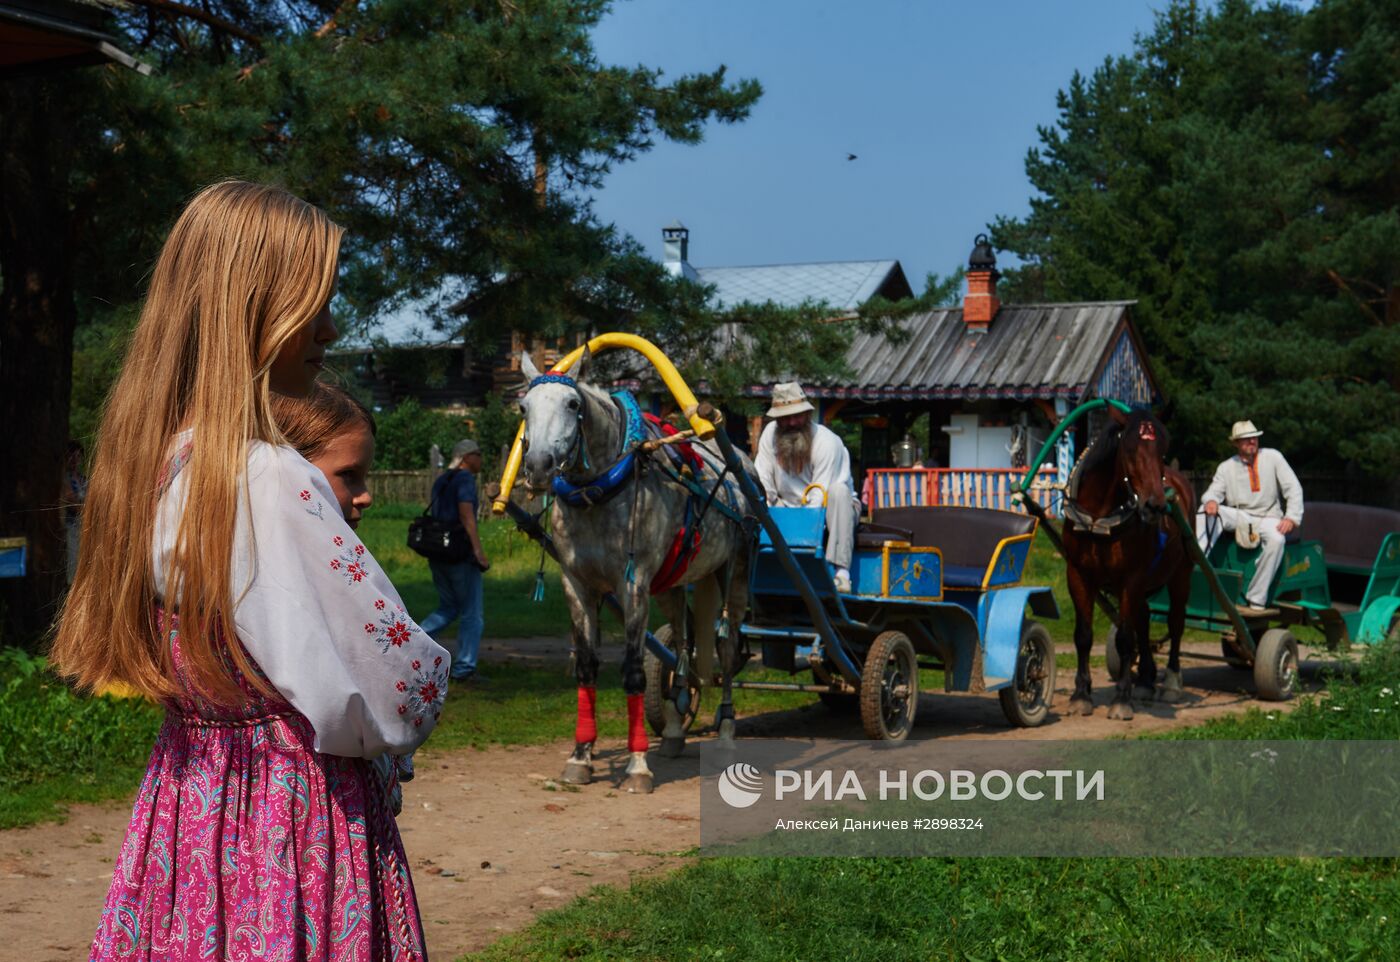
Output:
[527,372,747,593]
[1061,418,1171,572]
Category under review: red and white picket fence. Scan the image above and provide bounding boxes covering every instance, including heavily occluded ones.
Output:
[862,466,1060,516]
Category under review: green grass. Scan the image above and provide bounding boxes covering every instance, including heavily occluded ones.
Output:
[468,857,1400,962]
[0,648,162,829]
[1154,639,1400,741]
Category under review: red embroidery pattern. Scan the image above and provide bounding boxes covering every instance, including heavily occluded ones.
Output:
[398,656,447,727]
[330,537,371,586]
[366,600,421,654]
[299,487,326,520]
[1247,460,1260,493]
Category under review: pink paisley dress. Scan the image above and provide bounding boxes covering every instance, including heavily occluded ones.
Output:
[89,440,450,961]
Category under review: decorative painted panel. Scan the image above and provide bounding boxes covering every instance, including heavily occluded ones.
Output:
[1095,331,1156,408]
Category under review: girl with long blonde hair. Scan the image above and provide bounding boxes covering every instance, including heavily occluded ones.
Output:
[52,181,447,962]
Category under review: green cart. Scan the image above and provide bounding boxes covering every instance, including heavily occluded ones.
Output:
[1141,501,1400,700]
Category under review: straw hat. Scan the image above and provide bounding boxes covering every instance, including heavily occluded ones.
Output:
[766,382,815,419]
[1229,420,1263,441]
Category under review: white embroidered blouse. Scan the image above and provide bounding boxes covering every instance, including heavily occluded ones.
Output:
[152,439,450,758]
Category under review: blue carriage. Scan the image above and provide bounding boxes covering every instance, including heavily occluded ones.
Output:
[728,497,1060,740]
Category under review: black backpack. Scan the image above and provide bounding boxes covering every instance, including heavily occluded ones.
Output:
[407,471,472,563]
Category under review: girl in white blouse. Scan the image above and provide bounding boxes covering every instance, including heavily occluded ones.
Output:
[53,181,446,961]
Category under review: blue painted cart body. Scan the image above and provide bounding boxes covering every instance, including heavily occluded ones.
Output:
[733,503,1060,737]
[0,537,26,579]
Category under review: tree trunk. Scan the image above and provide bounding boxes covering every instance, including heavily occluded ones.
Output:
[0,77,79,649]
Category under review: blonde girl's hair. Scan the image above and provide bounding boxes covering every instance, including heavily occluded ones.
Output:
[50,181,344,704]
[271,381,377,462]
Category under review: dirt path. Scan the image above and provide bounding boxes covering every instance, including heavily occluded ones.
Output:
[0,646,1325,962]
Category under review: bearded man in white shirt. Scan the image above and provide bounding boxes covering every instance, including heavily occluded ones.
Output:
[754,382,859,593]
[1196,420,1305,614]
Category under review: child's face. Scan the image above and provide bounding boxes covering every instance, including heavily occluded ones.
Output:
[270,301,338,398]
[311,423,375,529]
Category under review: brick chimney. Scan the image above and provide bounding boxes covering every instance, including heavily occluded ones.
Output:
[963,233,1000,331]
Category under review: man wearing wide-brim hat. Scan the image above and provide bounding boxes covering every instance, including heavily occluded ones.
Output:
[754,382,859,593]
[1196,420,1304,614]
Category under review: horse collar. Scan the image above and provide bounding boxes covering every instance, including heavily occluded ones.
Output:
[1063,473,1145,537]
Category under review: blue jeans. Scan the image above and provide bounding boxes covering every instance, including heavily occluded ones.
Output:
[419,560,483,678]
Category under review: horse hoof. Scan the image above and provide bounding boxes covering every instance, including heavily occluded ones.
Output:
[1107,701,1134,721]
[1069,697,1095,717]
[1133,685,1156,701]
[659,736,686,758]
[717,718,737,743]
[623,773,654,795]
[1156,687,1184,704]
[561,762,593,785]
[1157,673,1185,703]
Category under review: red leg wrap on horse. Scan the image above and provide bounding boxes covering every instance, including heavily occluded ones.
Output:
[627,693,648,753]
[575,686,597,745]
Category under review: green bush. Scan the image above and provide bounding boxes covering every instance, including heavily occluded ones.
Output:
[373,397,468,470]
[473,392,522,480]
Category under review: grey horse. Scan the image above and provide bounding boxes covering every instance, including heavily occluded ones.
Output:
[518,349,755,794]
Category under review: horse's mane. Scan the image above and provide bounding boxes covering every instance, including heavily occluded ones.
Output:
[577,378,614,407]
[1077,418,1123,478]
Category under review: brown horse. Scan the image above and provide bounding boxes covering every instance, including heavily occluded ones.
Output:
[1062,407,1195,720]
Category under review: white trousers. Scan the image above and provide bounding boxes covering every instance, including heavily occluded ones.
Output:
[822,484,857,570]
[1196,507,1286,607]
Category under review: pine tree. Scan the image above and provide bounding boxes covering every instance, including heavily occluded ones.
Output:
[1,0,775,644]
[992,0,1400,483]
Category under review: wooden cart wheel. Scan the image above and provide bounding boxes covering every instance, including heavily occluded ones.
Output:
[643,624,700,736]
[1253,628,1299,701]
[1000,620,1057,727]
[860,631,918,741]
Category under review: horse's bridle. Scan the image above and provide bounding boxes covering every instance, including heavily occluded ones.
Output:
[526,372,590,476]
[1064,418,1166,535]
[1119,418,1168,521]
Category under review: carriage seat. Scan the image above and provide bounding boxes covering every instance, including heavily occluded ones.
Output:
[856,521,913,550]
[1301,502,1400,573]
[872,506,1036,587]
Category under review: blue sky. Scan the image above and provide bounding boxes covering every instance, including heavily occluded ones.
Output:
[588,0,1168,290]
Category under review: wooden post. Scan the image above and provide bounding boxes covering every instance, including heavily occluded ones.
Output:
[747,414,763,457]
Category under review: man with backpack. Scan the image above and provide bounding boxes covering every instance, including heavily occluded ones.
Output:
[419,439,491,682]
